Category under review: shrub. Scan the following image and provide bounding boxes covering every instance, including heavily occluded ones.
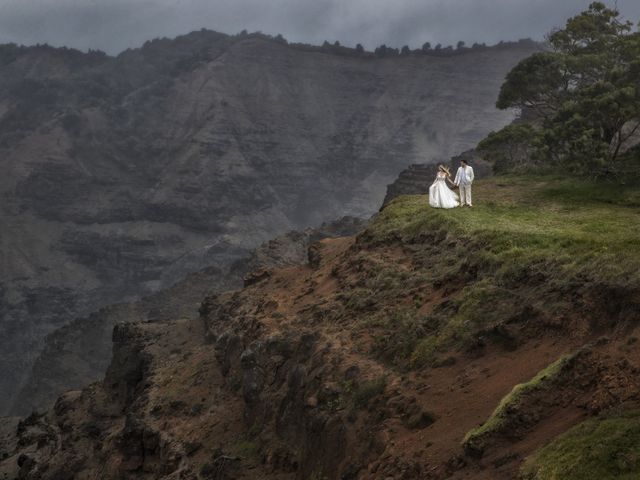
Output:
[352,376,387,408]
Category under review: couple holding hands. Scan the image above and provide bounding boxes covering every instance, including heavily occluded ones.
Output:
[428,159,474,209]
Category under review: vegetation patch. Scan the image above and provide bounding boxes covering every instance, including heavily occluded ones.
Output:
[520,410,640,480]
[367,175,640,298]
[352,376,387,409]
[231,440,260,459]
[326,377,387,412]
[371,309,433,368]
[366,280,527,370]
[462,354,572,455]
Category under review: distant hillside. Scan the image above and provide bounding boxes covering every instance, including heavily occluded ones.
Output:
[0,29,540,414]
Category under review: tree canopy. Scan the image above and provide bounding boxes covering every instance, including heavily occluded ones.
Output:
[493,2,640,174]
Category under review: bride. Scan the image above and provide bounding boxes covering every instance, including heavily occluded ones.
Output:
[429,165,460,209]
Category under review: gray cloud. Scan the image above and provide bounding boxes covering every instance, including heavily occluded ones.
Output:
[0,0,638,55]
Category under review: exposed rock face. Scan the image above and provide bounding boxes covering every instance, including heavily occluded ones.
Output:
[10,216,368,416]
[8,266,229,417]
[0,32,540,414]
[237,216,367,275]
[382,149,493,205]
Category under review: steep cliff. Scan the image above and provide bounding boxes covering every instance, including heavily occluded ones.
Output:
[2,175,638,479]
[0,31,540,414]
[10,217,367,415]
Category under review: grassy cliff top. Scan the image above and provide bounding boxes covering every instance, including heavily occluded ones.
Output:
[371,175,640,284]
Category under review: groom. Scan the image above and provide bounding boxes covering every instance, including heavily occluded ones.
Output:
[454,159,474,207]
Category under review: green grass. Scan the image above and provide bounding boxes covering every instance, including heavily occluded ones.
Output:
[463,354,572,454]
[520,410,640,480]
[371,176,640,264]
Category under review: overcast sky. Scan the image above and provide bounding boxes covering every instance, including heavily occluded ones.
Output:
[0,0,638,55]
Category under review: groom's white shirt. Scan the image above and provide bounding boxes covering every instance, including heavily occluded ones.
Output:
[455,166,474,186]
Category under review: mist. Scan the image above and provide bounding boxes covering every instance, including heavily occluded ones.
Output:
[0,0,638,54]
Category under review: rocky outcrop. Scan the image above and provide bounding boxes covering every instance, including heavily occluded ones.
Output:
[0,320,186,480]
[9,266,230,416]
[235,216,367,275]
[10,217,368,416]
[0,235,397,479]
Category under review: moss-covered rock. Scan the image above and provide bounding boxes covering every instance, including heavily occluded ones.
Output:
[462,354,573,456]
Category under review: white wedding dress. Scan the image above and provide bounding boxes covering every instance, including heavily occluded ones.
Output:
[429,172,460,209]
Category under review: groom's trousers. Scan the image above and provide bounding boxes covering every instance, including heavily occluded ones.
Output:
[460,184,472,206]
